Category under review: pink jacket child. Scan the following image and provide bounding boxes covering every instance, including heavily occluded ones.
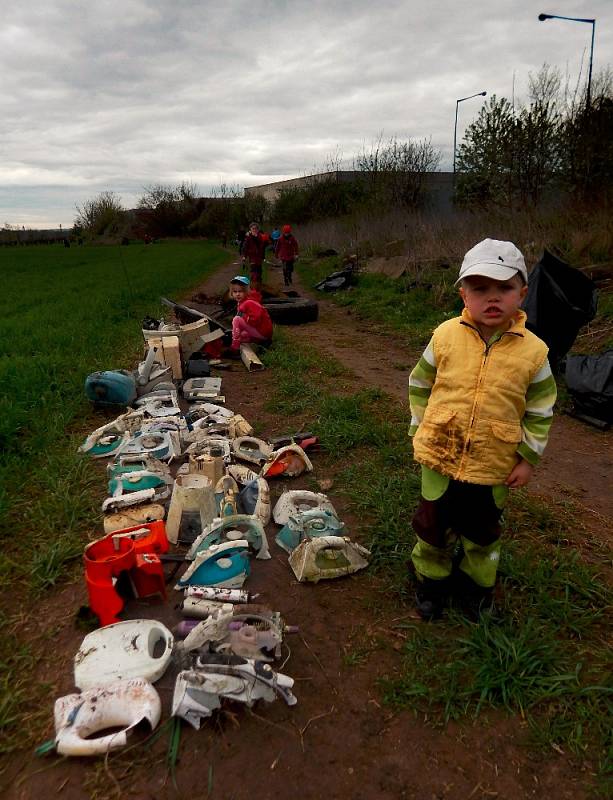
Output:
[229,276,273,350]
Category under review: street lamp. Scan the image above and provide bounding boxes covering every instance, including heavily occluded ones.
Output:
[453,91,487,174]
[538,12,596,109]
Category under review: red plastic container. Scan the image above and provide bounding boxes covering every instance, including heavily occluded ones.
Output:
[83,522,169,627]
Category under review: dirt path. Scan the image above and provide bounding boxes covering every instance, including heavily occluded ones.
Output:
[3,253,607,800]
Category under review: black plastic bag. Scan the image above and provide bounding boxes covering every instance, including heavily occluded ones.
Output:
[315,267,355,292]
[565,350,613,428]
[522,250,598,370]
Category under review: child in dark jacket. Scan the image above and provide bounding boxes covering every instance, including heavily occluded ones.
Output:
[229,276,273,350]
[241,222,267,290]
[276,224,299,286]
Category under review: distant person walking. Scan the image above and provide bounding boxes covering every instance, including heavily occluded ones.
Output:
[276,224,299,286]
[241,222,267,290]
[270,226,281,254]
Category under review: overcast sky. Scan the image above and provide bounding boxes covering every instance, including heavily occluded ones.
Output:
[1,0,611,228]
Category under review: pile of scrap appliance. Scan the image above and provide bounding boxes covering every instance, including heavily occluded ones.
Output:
[49,299,370,758]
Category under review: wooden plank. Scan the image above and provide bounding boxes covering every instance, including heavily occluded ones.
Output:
[240,344,265,371]
[162,336,182,381]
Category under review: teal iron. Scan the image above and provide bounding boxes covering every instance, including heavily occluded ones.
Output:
[188,515,270,560]
[275,509,344,554]
[107,465,168,495]
[177,541,251,589]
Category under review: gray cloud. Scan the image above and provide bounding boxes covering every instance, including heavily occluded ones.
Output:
[1,0,611,226]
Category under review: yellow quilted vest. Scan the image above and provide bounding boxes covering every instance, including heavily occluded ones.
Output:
[412,309,548,485]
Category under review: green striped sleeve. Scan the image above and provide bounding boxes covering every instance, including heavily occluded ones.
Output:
[518,360,556,464]
[408,339,437,436]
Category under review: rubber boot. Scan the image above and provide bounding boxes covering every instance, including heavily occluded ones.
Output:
[414,576,449,621]
[455,571,495,621]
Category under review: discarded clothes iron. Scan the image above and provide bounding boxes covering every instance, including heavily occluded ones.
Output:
[74,619,174,689]
[80,429,130,459]
[188,515,270,560]
[117,430,178,461]
[231,436,273,466]
[186,435,232,462]
[215,475,240,517]
[101,481,169,513]
[225,466,270,523]
[103,503,165,534]
[273,490,337,526]
[177,540,251,589]
[237,477,271,526]
[107,465,171,497]
[261,444,313,478]
[288,535,370,583]
[183,377,223,402]
[172,656,296,729]
[54,678,161,756]
[227,414,254,438]
[165,473,217,545]
[275,509,343,554]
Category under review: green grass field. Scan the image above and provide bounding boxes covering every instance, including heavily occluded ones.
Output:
[0,241,228,588]
[0,240,229,754]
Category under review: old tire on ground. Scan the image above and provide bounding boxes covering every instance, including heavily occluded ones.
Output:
[263,297,319,325]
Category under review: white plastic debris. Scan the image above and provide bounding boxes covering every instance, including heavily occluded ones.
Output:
[74,620,174,690]
[54,678,161,756]
[172,659,297,729]
[288,536,370,583]
[165,473,217,545]
[272,490,337,526]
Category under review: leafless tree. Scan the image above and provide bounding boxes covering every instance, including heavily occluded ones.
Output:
[74,191,124,236]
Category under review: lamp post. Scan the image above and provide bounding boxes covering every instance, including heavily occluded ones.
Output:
[453,91,487,175]
[538,13,596,109]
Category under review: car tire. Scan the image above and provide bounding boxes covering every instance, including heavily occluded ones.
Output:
[262,297,319,325]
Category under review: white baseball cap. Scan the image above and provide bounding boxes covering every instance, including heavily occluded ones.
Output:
[456,238,528,285]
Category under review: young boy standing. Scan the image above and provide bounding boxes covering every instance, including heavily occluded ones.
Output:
[408,239,557,620]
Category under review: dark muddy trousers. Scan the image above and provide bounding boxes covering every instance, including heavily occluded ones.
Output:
[411,481,503,588]
[282,260,294,285]
[249,263,263,290]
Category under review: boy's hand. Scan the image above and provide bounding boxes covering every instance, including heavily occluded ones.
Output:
[505,459,534,488]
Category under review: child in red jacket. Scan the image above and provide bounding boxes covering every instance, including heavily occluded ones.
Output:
[229,276,273,350]
[276,224,299,286]
[240,222,267,290]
